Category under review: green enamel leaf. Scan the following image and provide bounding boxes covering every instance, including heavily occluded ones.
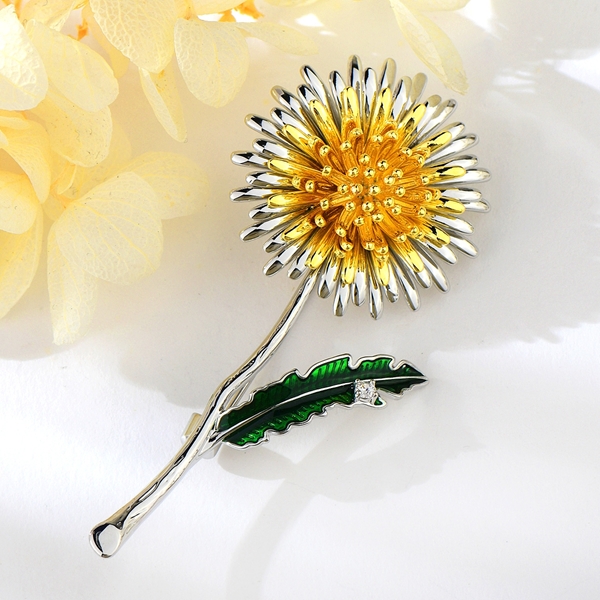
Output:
[216,354,427,448]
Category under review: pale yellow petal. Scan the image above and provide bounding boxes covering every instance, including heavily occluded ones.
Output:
[192,0,241,14]
[82,4,130,79]
[31,88,113,167]
[390,0,468,94]
[139,65,187,142]
[43,190,66,221]
[20,0,77,30]
[0,130,7,146]
[0,5,48,110]
[262,0,317,6]
[3,120,51,202]
[175,18,249,107]
[65,120,131,200]
[236,21,318,55]
[122,152,208,219]
[0,172,38,234]
[0,110,29,130]
[402,0,469,11]
[28,20,119,112]
[89,0,177,73]
[0,204,43,319]
[47,226,98,345]
[54,172,163,284]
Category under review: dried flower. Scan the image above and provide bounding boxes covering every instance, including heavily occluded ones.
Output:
[232,57,489,318]
[83,0,318,140]
[0,3,208,343]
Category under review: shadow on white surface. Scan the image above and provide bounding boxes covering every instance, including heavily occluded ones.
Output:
[217,382,480,598]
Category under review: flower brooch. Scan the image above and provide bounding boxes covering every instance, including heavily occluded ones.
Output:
[232,55,489,318]
[90,57,489,557]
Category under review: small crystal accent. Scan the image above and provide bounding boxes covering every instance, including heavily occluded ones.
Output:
[354,379,378,405]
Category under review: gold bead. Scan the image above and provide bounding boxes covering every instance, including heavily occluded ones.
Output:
[391,206,402,215]
[383,197,395,208]
[410,226,419,236]
[319,145,331,156]
[322,166,332,176]
[347,167,359,178]
[335,226,347,237]
[350,127,363,137]
[421,175,430,184]
[376,245,388,255]
[416,155,425,165]
[351,184,363,195]
[359,154,370,165]
[368,185,381,196]
[418,207,427,216]
[364,241,375,251]
[320,199,330,210]
[371,134,383,144]
[362,201,374,213]
[334,248,346,258]
[387,131,398,140]
[392,169,403,178]
[315,215,326,227]
[345,201,356,211]
[292,176,301,188]
[364,168,375,178]
[340,141,352,151]
[354,216,365,226]
[396,233,407,242]
[424,191,433,201]
[341,240,354,251]
[305,180,315,192]
[339,184,349,193]
[402,147,412,156]
[377,160,388,171]
[384,176,395,186]
[395,187,405,197]
[372,212,384,223]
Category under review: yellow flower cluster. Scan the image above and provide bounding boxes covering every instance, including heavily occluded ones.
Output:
[0,3,208,344]
[82,0,317,140]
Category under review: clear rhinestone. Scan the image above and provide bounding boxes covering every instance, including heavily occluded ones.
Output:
[354,379,378,405]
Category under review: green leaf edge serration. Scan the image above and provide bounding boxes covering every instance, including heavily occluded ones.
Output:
[216,354,427,448]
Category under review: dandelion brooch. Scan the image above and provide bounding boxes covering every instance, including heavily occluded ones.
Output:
[90,56,489,557]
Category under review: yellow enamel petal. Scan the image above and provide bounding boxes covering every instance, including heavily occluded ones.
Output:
[402,0,469,10]
[47,226,99,345]
[54,172,163,284]
[174,18,249,108]
[3,120,51,202]
[28,20,119,112]
[20,0,77,30]
[122,152,208,219]
[390,0,468,94]
[0,130,7,146]
[89,0,177,73]
[31,88,112,167]
[0,110,29,130]
[235,22,318,55]
[0,5,48,110]
[0,204,43,319]
[139,65,187,142]
[0,172,39,234]
[82,4,130,79]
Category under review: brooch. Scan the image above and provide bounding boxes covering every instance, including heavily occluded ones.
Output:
[90,56,489,557]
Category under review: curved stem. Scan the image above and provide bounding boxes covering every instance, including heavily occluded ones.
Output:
[90,271,318,558]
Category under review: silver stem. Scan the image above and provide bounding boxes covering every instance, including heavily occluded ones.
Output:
[90,271,318,558]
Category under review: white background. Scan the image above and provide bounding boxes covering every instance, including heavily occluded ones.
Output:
[2,0,600,598]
